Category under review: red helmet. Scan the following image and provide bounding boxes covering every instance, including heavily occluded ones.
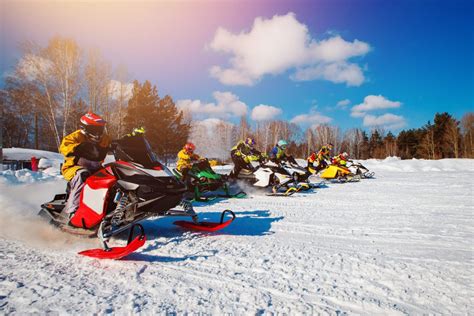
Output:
[340,152,349,159]
[184,142,196,153]
[80,112,106,142]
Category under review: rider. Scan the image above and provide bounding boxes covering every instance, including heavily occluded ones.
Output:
[60,112,111,217]
[269,139,297,165]
[332,152,350,167]
[176,142,202,182]
[229,137,264,178]
[307,143,333,173]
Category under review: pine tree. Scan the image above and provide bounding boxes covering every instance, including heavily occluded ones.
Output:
[123,80,190,162]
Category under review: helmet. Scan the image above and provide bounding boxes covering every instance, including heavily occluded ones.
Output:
[277,139,288,149]
[184,142,196,153]
[80,112,106,142]
[244,137,255,148]
[341,152,349,159]
[131,126,146,136]
[326,143,334,150]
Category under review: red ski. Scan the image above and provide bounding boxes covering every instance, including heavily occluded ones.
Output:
[79,224,146,260]
[174,210,235,232]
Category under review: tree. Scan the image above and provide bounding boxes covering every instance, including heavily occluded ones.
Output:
[433,112,458,158]
[369,129,384,158]
[460,113,474,158]
[43,37,82,140]
[383,131,397,157]
[419,121,435,159]
[84,49,111,114]
[124,80,190,162]
[17,37,82,148]
[397,129,422,159]
[445,117,461,158]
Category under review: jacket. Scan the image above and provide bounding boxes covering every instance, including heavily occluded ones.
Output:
[59,130,111,181]
[177,149,201,172]
[307,147,330,165]
[231,141,262,163]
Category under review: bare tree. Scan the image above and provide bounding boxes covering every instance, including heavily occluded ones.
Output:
[420,127,435,159]
[314,124,341,153]
[85,49,111,114]
[17,45,61,148]
[113,65,132,137]
[343,128,365,158]
[44,37,82,139]
[461,113,474,158]
[445,118,461,158]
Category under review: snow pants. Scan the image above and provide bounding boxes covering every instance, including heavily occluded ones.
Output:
[229,151,252,179]
[64,169,91,214]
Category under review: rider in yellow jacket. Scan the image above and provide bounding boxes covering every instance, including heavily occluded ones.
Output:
[60,129,111,181]
[59,112,111,216]
[229,137,265,178]
[176,142,202,179]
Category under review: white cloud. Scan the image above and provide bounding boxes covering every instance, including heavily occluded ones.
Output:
[336,99,351,109]
[251,104,283,121]
[290,111,332,127]
[176,91,248,119]
[291,61,365,86]
[351,95,401,117]
[107,80,133,101]
[363,113,406,130]
[209,12,370,86]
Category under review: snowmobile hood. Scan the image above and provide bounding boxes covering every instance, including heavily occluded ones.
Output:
[195,168,221,180]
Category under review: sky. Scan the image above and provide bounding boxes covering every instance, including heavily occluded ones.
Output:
[1,0,473,133]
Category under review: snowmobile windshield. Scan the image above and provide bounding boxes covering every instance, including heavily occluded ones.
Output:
[113,135,163,169]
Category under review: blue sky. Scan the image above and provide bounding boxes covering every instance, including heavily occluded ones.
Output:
[1,0,473,133]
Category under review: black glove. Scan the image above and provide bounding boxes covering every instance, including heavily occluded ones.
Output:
[74,142,108,161]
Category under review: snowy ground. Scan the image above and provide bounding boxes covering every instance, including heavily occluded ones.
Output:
[1,158,473,314]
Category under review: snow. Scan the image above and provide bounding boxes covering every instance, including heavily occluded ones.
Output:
[1,158,473,314]
[3,148,63,162]
[0,148,63,184]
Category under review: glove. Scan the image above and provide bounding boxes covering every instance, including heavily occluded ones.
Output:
[74,142,107,161]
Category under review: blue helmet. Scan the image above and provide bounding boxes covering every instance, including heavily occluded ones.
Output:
[277,139,288,149]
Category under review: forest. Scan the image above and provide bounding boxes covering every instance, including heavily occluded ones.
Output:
[1,37,473,162]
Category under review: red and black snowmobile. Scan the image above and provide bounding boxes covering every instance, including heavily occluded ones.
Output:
[39,134,235,260]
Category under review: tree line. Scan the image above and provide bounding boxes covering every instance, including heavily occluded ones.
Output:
[0,37,190,162]
[1,37,473,161]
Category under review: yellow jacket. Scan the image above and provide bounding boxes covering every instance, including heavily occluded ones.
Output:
[176,149,201,172]
[59,130,111,181]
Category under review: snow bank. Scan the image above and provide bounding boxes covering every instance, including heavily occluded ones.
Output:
[296,157,474,173]
[0,168,62,185]
[3,147,63,161]
[361,157,474,173]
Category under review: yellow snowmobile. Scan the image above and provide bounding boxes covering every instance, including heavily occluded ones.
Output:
[319,165,361,183]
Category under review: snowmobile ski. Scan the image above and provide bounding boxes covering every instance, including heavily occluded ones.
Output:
[216,190,247,199]
[266,186,297,196]
[174,210,235,232]
[78,224,146,260]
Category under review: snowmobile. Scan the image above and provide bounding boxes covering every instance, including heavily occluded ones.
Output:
[318,164,361,183]
[234,160,299,196]
[347,161,375,178]
[39,134,235,260]
[278,161,324,190]
[172,158,246,202]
